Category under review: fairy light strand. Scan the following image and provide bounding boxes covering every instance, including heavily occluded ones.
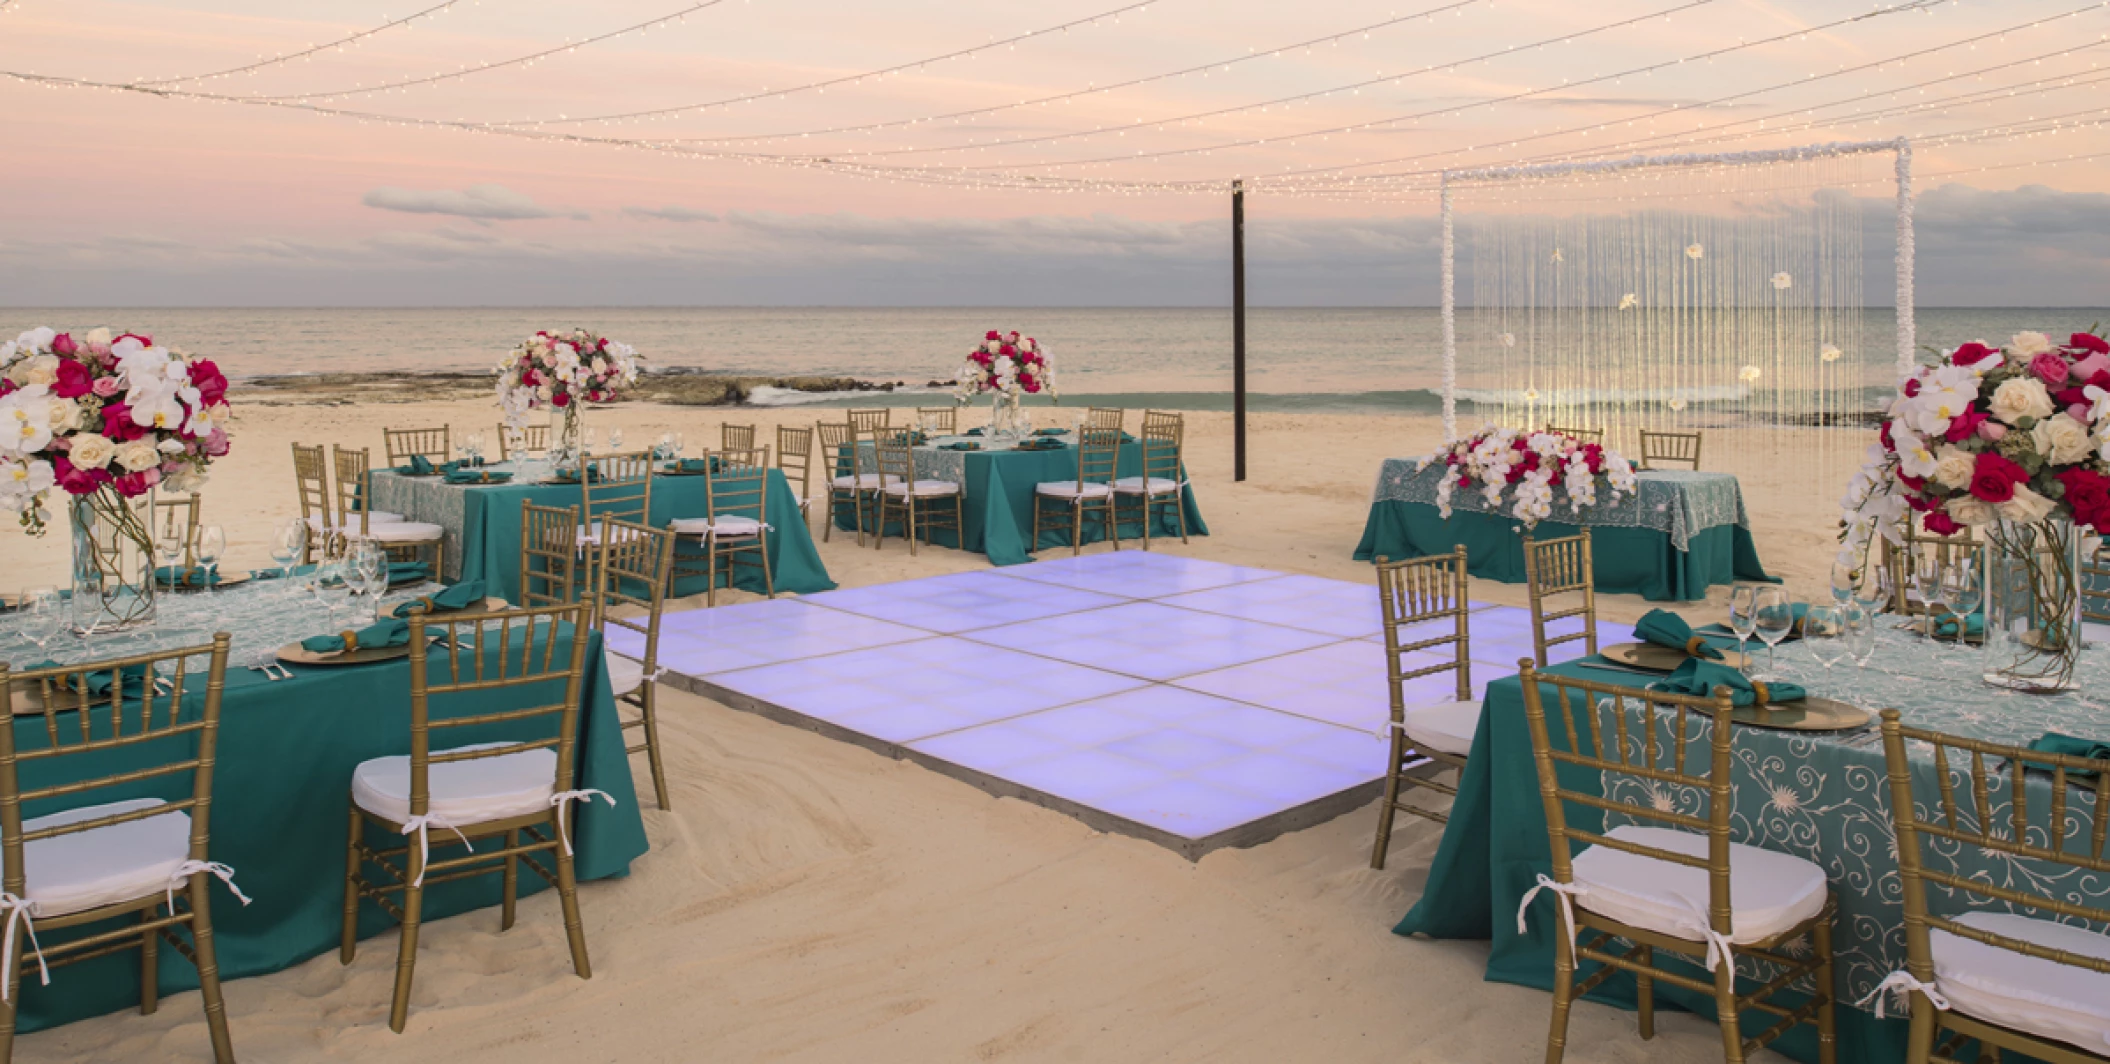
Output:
[130,0,469,87]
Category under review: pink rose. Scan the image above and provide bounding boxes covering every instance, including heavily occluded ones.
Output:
[91,376,120,398]
[2030,351,2071,386]
[203,426,229,457]
[1979,421,2008,442]
[50,333,76,356]
[2073,403,2094,422]
[2073,352,2110,381]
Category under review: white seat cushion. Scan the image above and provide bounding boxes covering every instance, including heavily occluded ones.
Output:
[575,521,647,548]
[670,516,761,538]
[606,651,646,697]
[310,512,402,531]
[1568,825,1828,947]
[367,520,445,544]
[1932,911,2110,1054]
[1112,476,1182,495]
[352,742,557,827]
[1399,700,1481,757]
[883,478,960,498]
[831,474,880,490]
[22,798,190,918]
[1036,480,1113,499]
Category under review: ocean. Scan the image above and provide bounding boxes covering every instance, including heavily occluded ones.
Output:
[4,306,2104,414]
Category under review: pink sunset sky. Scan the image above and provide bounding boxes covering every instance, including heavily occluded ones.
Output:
[4,0,2110,305]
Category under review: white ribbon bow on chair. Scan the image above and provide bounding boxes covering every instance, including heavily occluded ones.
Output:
[0,894,48,1001]
[400,814,473,887]
[1857,970,1949,1020]
[550,789,616,856]
[166,861,252,913]
[1516,874,1589,958]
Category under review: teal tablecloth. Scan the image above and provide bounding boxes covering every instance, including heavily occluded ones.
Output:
[1394,624,2110,1063]
[1354,461,1771,601]
[373,466,834,603]
[3,622,648,1034]
[833,438,1208,566]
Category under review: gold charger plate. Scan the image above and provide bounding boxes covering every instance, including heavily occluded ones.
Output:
[276,637,428,667]
[658,467,714,477]
[395,596,509,619]
[1601,641,1751,672]
[159,573,253,591]
[1731,696,1872,732]
[1898,616,1985,645]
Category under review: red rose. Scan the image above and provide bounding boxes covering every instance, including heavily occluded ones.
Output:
[1922,510,1962,536]
[1968,451,2028,503]
[2058,468,2110,530]
[1900,474,1928,494]
[186,359,228,407]
[51,455,109,496]
[1022,378,1040,393]
[1880,420,1896,452]
[112,468,160,497]
[551,391,571,408]
[114,333,151,348]
[2071,332,2110,355]
[99,403,144,442]
[51,359,92,399]
[1952,342,2000,366]
[1943,409,1989,443]
[50,333,76,357]
[985,331,1001,342]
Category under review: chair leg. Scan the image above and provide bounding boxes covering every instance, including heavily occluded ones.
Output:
[1713,952,1745,1064]
[1905,996,1937,1064]
[1030,495,1043,555]
[1140,494,1153,551]
[389,854,426,1033]
[1173,490,1190,544]
[556,844,592,980]
[1370,735,1404,870]
[1544,909,1577,1064]
[1070,500,1083,557]
[1636,944,1654,1039]
[188,876,236,1064]
[341,805,363,964]
[1812,918,1838,1064]
[822,492,836,543]
[0,930,17,1064]
[501,828,521,931]
[906,498,920,557]
[139,904,160,1015]
[642,692,672,809]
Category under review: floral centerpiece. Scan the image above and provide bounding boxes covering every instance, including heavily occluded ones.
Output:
[0,327,232,630]
[494,329,641,464]
[1420,425,1637,527]
[1839,329,2110,690]
[953,330,1054,437]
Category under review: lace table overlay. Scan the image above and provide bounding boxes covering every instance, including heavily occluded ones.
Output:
[1372,459,1750,551]
[371,465,543,583]
[1587,627,2110,1013]
[849,433,1077,485]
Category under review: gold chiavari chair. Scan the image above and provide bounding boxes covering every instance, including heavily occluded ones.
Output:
[154,493,203,569]
[520,501,579,609]
[872,428,962,556]
[776,425,817,529]
[294,442,383,564]
[1031,426,1121,557]
[916,406,958,434]
[382,426,451,470]
[1369,548,1475,869]
[577,451,654,599]
[720,423,756,452]
[2084,543,2110,629]
[1523,531,1597,667]
[1519,662,1838,1064]
[1547,424,1604,445]
[1087,407,1126,432]
[1885,519,1981,617]
[1638,429,1703,471]
[670,457,774,607]
[498,422,549,461]
[0,635,240,1062]
[817,421,875,547]
[1877,712,2110,1064]
[847,408,890,436]
[1114,410,1189,550]
[593,519,676,810]
[331,445,446,575]
[340,605,601,1033]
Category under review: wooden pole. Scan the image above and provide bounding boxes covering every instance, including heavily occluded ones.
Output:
[1232,180,1247,483]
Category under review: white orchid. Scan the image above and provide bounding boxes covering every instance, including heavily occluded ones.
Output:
[1770,272,1793,290]
[1684,244,1704,260]
[0,387,54,455]
[1909,366,1982,436]
[0,459,53,502]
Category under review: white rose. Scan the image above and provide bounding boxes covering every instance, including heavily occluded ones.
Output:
[1931,445,1976,490]
[1947,494,1996,527]
[157,438,186,454]
[83,327,111,348]
[2010,331,2055,358]
[2033,412,2094,465]
[1997,483,2057,523]
[1988,377,2055,426]
[44,398,81,433]
[66,433,116,469]
[113,439,161,472]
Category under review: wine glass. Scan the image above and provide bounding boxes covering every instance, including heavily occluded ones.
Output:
[608,428,624,451]
[154,521,186,583]
[582,427,599,455]
[269,518,304,595]
[672,431,685,458]
[1912,553,1948,640]
[195,526,226,592]
[1854,561,1892,619]
[1728,585,1760,674]
[351,541,387,621]
[1841,600,1879,668]
[1828,560,1858,605]
[1944,559,1983,647]
[1803,605,1847,674]
[1752,587,1796,682]
[20,587,62,658]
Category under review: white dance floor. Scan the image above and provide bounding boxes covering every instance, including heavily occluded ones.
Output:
[617,551,1633,858]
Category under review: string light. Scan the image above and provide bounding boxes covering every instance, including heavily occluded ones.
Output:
[129,0,469,87]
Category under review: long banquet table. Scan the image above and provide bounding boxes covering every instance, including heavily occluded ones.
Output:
[372,462,836,603]
[833,432,1208,565]
[1395,621,2110,1063]
[1353,458,1771,601]
[0,579,649,1034]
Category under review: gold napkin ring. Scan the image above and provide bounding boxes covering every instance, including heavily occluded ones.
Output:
[1751,681,1770,704]
[406,596,436,615]
[1684,636,1708,657]
[339,631,359,653]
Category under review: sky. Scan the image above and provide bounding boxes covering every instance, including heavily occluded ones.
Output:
[4,0,2110,306]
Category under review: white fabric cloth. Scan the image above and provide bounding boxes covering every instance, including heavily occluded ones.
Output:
[0,895,44,1001]
[1396,700,1481,756]
[606,651,647,697]
[352,742,558,827]
[1035,480,1113,499]
[549,789,616,856]
[575,521,647,548]
[670,516,764,538]
[309,512,402,531]
[882,478,960,498]
[1857,970,1950,1021]
[1551,825,1828,970]
[1930,911,2110,1052]
[165,860,251,914]
[831,474,880,490]
[20,798,190,918]
[367,520,445,544]
[1112,476,1184,495]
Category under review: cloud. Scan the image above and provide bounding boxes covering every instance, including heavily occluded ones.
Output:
[624,205,718,223]
[361,184,587,222]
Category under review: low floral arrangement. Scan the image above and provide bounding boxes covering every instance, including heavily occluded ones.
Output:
[953,330,1055,401]
[0,327,231,534]
[495,328,641,428]
[1419,425,1636,527]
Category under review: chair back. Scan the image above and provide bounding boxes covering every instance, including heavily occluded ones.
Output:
[1519,662,1739,938]
[1879,711,2110,988]
[847,409,890,435]
[1637,429,1702,471]
[0,635,233,896]
[776,425,814,502]
[331,445,381,535]
[294,442,333,535]
[499,423,549,461]
[1547,425,1604,446]
[721,424,756,452]
[384,426,451,469]
[715,447,769,472]
[816,422,860,482]
[154,493,202,569]
[917,406,958,434]
[1523,531,1597,666]
[1375,549,1471,709]
[521,501,579,609]
[2085,543,2110,626]
[1073,426,1121,487]
[875,429,916,487]
[583,451,654,533]
[1138,411,1184,486]
[706,459,770,526]
[1088,407,1126,432]
[593,519,674,662]
[1885,519,1980,616]
[405,606,592,820]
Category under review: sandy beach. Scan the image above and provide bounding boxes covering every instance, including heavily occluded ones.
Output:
[5,395,1842,1063]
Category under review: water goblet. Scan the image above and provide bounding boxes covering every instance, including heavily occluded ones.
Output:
[154,522,186,581]
[351,541,387,622]
[1728,585,1760,674]
[672,432,685,458]
[582,427,599,455]
[1752,586,1795,682]
[608,428,625,452]
[1912,554,1948,640]
[1803,605,1847,675]
[1828,560,1858,605]
[196,526,226,594]
[1944,560,1983,648]
[269,518,305,596]
[20,587,62,657]
[1840,601,1879,668]
[1854,562,1892,619]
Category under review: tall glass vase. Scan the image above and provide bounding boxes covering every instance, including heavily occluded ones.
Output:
[1981,517,2083,692]
[988,390,1020,440]
[69,487,156,634]
[548,404,583,473]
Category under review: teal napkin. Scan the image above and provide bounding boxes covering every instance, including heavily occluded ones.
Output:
[394,579,485,618]
[1034,427,1066,436]
[252,564,317,581]
[2027,732,2110,780]
[444,468,511,484]
[389,561,430,585]
[1014,439,1067,451]
[396,455,435,475]
[940,441,980,451]
[965,427,985,436]
[1634,609,1723,660]
[1651,658,1805,707]
[300,618,411,654]
[671,458,720,474]
[1931,611,1985,638]
[25,661,150,698]
[154,565,220,588]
